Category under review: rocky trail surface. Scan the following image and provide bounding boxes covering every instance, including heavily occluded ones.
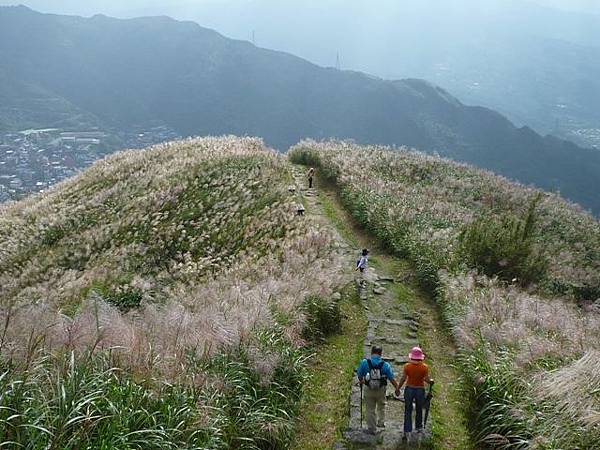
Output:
[343,265,431,450]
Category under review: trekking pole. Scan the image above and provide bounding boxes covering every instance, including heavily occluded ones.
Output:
[360,382,363,429]
[424,380,434,426]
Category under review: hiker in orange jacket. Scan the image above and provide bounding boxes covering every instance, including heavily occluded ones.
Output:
[394,346,434,438]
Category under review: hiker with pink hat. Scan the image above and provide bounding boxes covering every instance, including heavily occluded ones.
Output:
[394,346,434,440]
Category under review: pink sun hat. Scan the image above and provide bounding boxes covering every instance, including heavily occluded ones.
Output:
[408,346,425,361]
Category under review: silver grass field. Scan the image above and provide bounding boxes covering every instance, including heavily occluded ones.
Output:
[0,137,344,449]
[290,140,600,449]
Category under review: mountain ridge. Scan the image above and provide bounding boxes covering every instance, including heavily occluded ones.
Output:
[1,5,600,214]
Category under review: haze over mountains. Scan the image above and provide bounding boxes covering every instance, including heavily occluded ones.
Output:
[156,0,600,149]
[1,5,600,215]
[8,0,600,149]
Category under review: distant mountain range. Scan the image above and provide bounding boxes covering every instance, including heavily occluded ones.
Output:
[95,0,600,149]
[1,5,599,215]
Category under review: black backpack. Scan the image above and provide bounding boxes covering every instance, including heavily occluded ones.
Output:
[366,359,387,389]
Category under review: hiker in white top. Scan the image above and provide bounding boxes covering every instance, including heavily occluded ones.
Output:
[355,248,369,287]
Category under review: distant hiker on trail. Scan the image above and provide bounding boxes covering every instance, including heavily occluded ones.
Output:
[355,248,369,287]
[395,346,434,439]
[357,345,401,435]
[307,167,315,189]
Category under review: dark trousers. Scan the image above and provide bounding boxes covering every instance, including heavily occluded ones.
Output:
[403,386,425,433]
[308,177,313,188]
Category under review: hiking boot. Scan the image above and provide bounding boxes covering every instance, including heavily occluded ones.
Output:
[365,428,377,435]
[377,422,385,428]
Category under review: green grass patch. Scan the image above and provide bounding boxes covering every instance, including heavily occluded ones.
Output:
[292,287,367,450]
[0,327,310,450]
[301,295,342,342]
[318,190,358,248]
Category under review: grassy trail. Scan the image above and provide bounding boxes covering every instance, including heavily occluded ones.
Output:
[292,167,474,449]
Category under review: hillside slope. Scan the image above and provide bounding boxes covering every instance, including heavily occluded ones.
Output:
[1,6,600,214]
[0,136,344,448]
[0,136,344,359]
[290,141,600,448]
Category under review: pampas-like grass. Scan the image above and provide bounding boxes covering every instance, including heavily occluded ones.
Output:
[290,140,600,448]
[0,136,345,378]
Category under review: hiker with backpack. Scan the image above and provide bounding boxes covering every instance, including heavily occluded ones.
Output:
[357,345,401,435]
[307,167,315,189]
[394,346,434,439]
[355,248,369,287]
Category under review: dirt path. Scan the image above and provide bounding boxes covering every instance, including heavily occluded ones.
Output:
[291,166,473,450]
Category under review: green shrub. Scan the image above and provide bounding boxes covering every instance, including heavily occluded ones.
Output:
[410,241,445,294]
[287,147,321,168]
[41,225,66,246]
[459,195,547,286]
[205,329,308,449]
[106,288,144,311]
[0,354,213,449]
[89,283,144,311]
[300,295,342,342]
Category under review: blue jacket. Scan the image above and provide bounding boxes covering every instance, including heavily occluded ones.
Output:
[357,355,394,381]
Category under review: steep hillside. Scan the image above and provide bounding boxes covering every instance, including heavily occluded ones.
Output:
[290,141,600,448]
[0,137,344,448]
[0,71,101,132]
[1,6,600,214]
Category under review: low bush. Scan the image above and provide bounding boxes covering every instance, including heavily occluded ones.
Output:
[88,283,144,311]
[458,195,547,286]
[300,295,342,342]
[461,341,531,448]
[0,354,210,449]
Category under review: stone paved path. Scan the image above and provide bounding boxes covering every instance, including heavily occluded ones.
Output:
[343,269,432,449]
[291,166,432,449]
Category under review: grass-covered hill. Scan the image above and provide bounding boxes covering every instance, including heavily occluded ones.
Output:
[0,137,344,448]
[290,141,600,449]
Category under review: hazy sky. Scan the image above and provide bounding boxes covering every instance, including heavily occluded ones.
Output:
[2,0,600,18]
[535,0,600,13]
